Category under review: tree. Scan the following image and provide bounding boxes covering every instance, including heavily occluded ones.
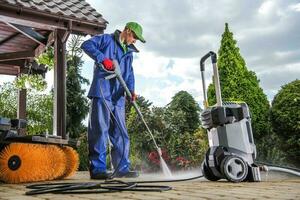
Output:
[165,91,200,135]
[0,83,17,119]
[66,35,89,138]
[26,91,53,134]
[38,47,54,70]
[270,79,300,166]
[0,82,53,134]
[207,23,270,139]
[163,91,203,164]
[125,91,210,170]
[37,36,90,138]
[126,96,162,168]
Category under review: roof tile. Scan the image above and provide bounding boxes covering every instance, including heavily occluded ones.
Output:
[16,0,31,8]
[6,0,16,5]
[0,0,107,24]
[56,2,68,10]
[30,2,48,10]
[32,0,43,5]
[64,1,74,7]
[44,1,56,8]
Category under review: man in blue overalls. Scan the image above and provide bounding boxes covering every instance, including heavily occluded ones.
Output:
[81,22,145,179]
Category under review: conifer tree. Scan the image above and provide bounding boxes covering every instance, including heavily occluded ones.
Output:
[207,23,270,139]
[66,35,89,138]
[166,91,200,134]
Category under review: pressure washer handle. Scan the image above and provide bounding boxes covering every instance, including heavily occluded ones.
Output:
[102,60,134,99]
[200,51,222,108]
[99,62,117,79]
[200,51,217,72]
[105,60,161,152]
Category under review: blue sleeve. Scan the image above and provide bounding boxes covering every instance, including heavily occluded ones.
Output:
[127,57,135,93]
[80,34,110,64]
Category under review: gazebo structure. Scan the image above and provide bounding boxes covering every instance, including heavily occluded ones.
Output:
[0,0,107,138]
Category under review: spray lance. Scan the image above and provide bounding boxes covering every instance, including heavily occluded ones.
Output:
[102,60,162,157]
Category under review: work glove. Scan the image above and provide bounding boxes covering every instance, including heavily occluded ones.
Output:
[102,58,114,71]
[131,92,137,102]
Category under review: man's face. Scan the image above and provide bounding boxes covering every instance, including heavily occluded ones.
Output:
[125,29,137,45]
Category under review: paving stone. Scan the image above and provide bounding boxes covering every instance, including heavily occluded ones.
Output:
[0,171,299,199]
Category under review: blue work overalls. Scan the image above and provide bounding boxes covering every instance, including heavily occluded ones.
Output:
[81,30,137,174]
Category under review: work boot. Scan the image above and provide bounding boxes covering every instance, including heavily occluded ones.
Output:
[115,171,139,178]
[90,172,112,180]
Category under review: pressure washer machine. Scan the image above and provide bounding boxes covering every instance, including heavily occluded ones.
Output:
[200,51,261,182]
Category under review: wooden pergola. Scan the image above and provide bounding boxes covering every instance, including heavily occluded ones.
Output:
[0,0,107,138]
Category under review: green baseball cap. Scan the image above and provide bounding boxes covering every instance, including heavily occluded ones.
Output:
[125,22,146,43]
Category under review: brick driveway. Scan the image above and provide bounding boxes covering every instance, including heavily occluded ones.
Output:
[0,171,299,200]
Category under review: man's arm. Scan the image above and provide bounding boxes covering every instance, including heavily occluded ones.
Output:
[81,34,110,64]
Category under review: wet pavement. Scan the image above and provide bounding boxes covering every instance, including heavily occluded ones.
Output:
[0,170,299,199]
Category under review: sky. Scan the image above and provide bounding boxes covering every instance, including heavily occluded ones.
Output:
[82,0,300,107]
[1,0,299,108]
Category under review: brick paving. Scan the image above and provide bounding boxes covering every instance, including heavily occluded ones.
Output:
[0,171,299,200]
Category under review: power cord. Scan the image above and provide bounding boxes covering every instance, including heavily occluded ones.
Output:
[98,78,126,179]
[255,161,300,176]
[25,175,203,195]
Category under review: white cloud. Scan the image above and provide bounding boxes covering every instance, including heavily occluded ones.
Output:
[138,74,212,108]
[133,51,169,78]
[289,3,300,12]
[258,1,275,15]
[83,0,300,107]
[132,51,217,107]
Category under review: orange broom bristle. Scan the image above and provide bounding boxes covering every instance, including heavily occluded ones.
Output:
[59,146,79,179]
[46,144,67,180]
[0,143,78,184]
[0,143,58,183]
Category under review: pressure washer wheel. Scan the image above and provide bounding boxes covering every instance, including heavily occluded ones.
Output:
[201,160,220,181]
[221,155,248,182]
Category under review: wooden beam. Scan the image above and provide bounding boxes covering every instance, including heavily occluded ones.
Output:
[0,51,35,61]
[0,59,26,67]
[0,65,19,75]
[0,32,20,47]
[72,22,105,36]
[34,31,55,56]
[6,23,47,46]
[53,29,69,139]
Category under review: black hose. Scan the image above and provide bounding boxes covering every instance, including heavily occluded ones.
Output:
[25,175,203,195]
[98,79,125,179]
[255,161,300,173]
[26,160,300,195]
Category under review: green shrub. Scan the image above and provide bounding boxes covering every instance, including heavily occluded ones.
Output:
[77,133,89,171]
[270,79,300,166]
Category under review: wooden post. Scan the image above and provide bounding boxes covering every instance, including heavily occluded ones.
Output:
[53,29,69,139]
[17,88,26,135]
[17,67,26,135]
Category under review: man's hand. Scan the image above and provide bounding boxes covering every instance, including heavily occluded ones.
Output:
[102,58,114,71]
[131,92,137,102]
